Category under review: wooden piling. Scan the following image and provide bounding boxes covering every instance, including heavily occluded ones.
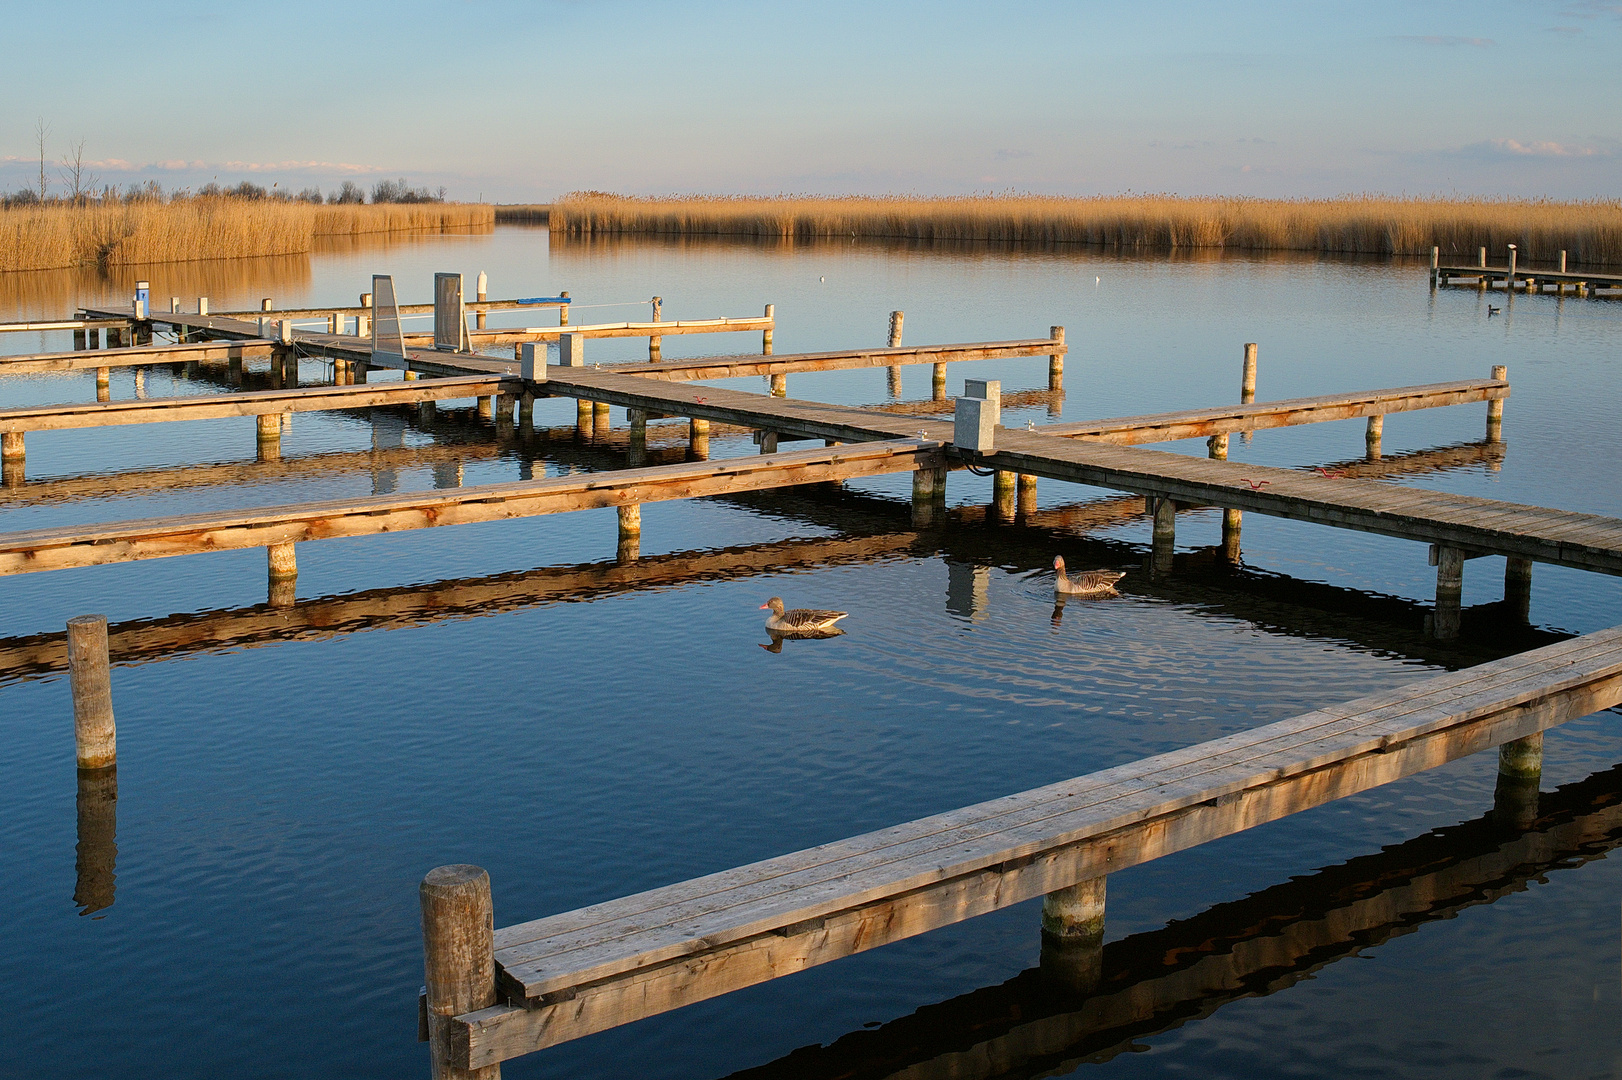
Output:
[106,327,122,349]
[1040,876,1105,993]
[762,303,773,355]
[1429,246,1439,288]
[689,417,710,461]
[1486,365,1506,442]
[1560,250,1568,273]
[558,292,569,326]
[267,542,297,608]
[3,430,25,488]
[649,296,662,361]
[576,399,592,436]
[420,865,501,1080]
[1493,732,1543,829]
[618,503,641,539]
[86,327,100,350]
[518,392,534,433]
[1151,497,1176,574]
[495,393,516,428]
[419,400,438,425]
[758,431,779,454]
[476,272,488,330]
[992,470,1017,522]
[1241,343,1258,404]
[1049,326,1065,391]
[911,466,946,527]
[1506,245,1518,291]
[1365,414,1384,460]
[67,615,116,770]
[73,327,85,350]
[1017,473,1037,517]
[592,401,612,438]
[256,413,281,463]
[886,311,904,396]
[74,765,117,916]
[628,409,647,466]
[1206,434,1241,562]
[1433,545,1464,640]
[770,373,787,397]
[96,367,111,402]
[329,312,343,336]
[1505,556,1533,622]
[932,363,947,400]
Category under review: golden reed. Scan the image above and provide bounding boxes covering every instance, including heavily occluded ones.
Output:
[0,201,495,273]
[551,193,1622,266]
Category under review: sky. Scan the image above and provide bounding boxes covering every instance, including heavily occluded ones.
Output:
[2,0,1619,202]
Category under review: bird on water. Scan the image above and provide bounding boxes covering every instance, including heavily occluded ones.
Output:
[760,597,848,632]
[1488,305,1501,317]
[1052,557,1126,596]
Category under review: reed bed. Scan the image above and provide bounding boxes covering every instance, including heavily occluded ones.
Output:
[551,194,1622,266]
[0,201,494,273]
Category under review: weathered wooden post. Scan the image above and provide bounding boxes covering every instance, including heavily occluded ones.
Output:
[256,413,282,463]
[770,372,787,397]
[761,303,773,354]
[618,503,642,541]
[328,311,343,336]
[1207,435,1241,562]
[1486,365,1506,442]
[628,408,647,466]
[67,615,116,770]
[1504,556,1533,622]
[419,865,501,1080]
[86,325,100,351]
[74,763,117,916]
[358,292,372,339]
[268,542,297,608]
[689,417,710,460]
[649,296,662,361]
[95,367,111,401]
[477,396,494,422]
[758,430,779,454]
[576,399,593,437]
[1506,244,1517,292]
[1241,342,1258,405]
[73,325,86,350]
[1365,414,1384,460]
[494,392,516,428]
[519,344,543,434]
[932,362,947,400]
[992,470,1017,523]
[1049,326,1065,391]
[887,310,903,396]
[3,431,25,488]
[1432,545,1464,640]
[1429,246,1439,289]
[1559,249,1568,273]
[1493,733,1542,830]
[1151,497,1176,574]
[106,326,123,349]
[911,465,946,527]
[1040,876,1105,993]
[558,291,570,326]
[592,400,611,438]
[262,298,274,313]
[475,271,487,330]
[1017,473,1037,518]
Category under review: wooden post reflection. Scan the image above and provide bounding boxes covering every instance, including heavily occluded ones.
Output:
[74,766,117,916]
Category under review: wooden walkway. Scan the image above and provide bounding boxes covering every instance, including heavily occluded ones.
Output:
[0,338,273,374]
[1438,264,1622,291]
[406,316,773,346]
[447,628,1622,1067]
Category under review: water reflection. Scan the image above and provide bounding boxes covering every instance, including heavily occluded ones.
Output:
[760,628,846,653]
[718,759,1622,1080]
[74,766,117,917]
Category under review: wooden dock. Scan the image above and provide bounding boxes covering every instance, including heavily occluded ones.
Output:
[438,628,1622,1068]
[0,338,274,375]
[1437,263,1622,293]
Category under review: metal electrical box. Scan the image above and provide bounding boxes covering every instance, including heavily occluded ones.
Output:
[434,272,469,352]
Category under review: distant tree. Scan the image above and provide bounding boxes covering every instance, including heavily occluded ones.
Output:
[59,138,97,205]
[35,118,49,202]
[371,177,444,204]
[328,180,366,205]
[198,182,223,198]
[296,186,323,204]
[228,181,267,200]
[5,187,41,208]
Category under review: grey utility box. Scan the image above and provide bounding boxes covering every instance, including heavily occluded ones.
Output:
[520,343,547,383]
[558,333,585,366]
[954,396,997,452]
[963,379,1002,421]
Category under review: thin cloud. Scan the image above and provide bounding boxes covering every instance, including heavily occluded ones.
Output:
[1481,138,1606,158]
[1391,35,1495,47]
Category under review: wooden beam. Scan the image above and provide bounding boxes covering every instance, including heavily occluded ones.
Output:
[0,319,133,334]
[209,298,567,320]
[407,315,774,345]
[0,440,943,576]
[0,339,275,374]
[458,628,1622,1067]
[581,338,1066,380]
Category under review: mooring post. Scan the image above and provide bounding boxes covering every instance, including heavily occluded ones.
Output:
[475,271,487,330]
[1048,325,1066,391]
[689,416,710,460]
[494,393,516,428]
[1365,414,1384,460]
[770,372,787,397]
[1506,244,1518,292]
[911,466,947,527]
[358,291,372,339]
[67,615,116,770]
[420,865,501,1080]
[1017,473,1037,518]
[649,295,662,361]
[932,362,947,400]
[95,367,111,402]
[419,400,437,425]
[74,763,117,916]
[518,392,534,433]
[1559,249,1568,274]
[2,431,24,488]
[267,542,297,608]
[761,303,773,354]
[256,413,281,463]
[262,298,273,313]
[1493,732,1543,830]
[1040,876,1106,993]
[1151,496,1176,574]
[618,503,642,563]
[576,399,593,437]
[558,291,570,326]
[592,400,611,438]
[758,430,779,454]
[1206,435,1240,562]
[992,470,1017,523]
[1240,342,1258,405]
[1504,556,1533,623]
[1432,545,1465,640]
[1486,365,1507,442]
[628,408,647,466]
[1429,246,1439,289]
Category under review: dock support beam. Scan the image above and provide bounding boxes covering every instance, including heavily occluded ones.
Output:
[1049,326,1065,391]
[1206,435,1239,562]
[2,431,23,488]
[267,543,297,608]
[689,417,710,461]
[1041,875,1105,993]
[649,296,661,360]
[1241,342,1258,405]
[1365,414,1384,460]
[758,431,779,454]
[1017,473,1037,518]
[1504,556,1533,623]
[96,366,111,401]
[1433,545,1464,641]
[770,373,787,397]
[992,470,1017,523]
[593,401,611,439]
[1493,733,1542,830]
[495,393,515,429]
[1151,497,1176,574]
[68,615,117,770]
[618,504,642,563]
[762,304,773,355]
[576,399,592,437]
[256,413,281,463]
[932,362,947,400]
[420,865,501,1080]
[1487,365,1506,442]
[911,466,947,527]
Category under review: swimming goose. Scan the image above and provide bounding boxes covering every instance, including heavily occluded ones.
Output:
[761,597,848,632]
[1053,557,1125,596]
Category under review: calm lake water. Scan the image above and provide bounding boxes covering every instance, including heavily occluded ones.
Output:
[3,227,1621,1080]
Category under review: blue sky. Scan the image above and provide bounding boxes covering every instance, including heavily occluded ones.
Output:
[4,0,1619,201]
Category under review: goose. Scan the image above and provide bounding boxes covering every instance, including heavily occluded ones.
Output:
[761,597,848,633]
[1053,557,1125,596]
